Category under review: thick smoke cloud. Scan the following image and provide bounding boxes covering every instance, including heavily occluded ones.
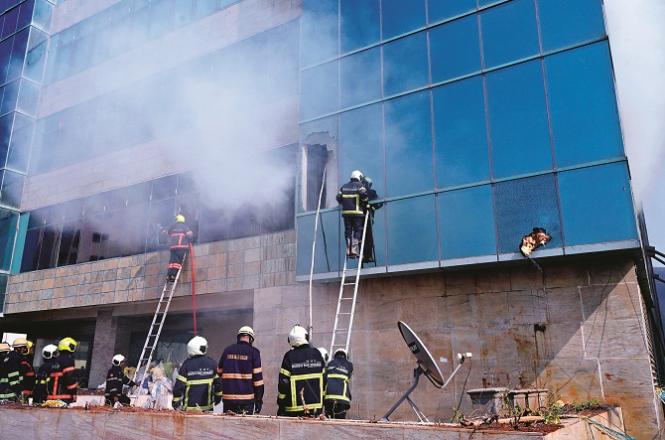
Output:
[604,0,665,258]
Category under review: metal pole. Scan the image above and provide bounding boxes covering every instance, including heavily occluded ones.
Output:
[308,165,327,339]
[382,367,423,421]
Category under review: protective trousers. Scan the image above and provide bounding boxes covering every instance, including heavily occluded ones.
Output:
[343,216,364,257]
[168,248,187,280]
[324,400,348,419]
[225,402,255,415]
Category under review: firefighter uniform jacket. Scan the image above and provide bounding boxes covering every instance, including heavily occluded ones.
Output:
[18,354,35,398]
[277,344,325,415]
[168,222,193,250]
[0,352,21,400]
[336,180,368,216]
[33,359,53,404]
[324,356,353,407]
[105,365,134,404]
[173,355,222,411]
[217,341,264,406]
[48,352,78,402]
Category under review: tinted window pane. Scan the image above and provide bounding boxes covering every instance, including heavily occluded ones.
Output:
[367,206,386,266]
[301,0,338,66]
[0,169,24,207]
[7,28,28,81]
[33,0,54,31]
[558,162,637,246]
[340,0,380,53]
[382,0,425,39]
[0,209,17,270]
[385,92,433,196]
[7,112,32,172]
[486,61,552,178]
[430,15,481,82]
[434,77,489,187]
[439,186,496,259]
[387,195,437,265]
[382,31,428,96]
[494,174,562,254]
[339,103,383,188]
[428,0,475,22]
[340,47,381,108]
[1,81,19,114]
[538,0,604,51]
[2,6,19,39]
[0,113,11,162]
[17,79,39,115]
[24,27,48,82]
[296,210,341,275]
[301,61,338,120]
[481,0,539,68]
[546,42,623,167]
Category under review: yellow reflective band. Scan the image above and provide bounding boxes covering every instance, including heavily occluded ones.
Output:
[7,371,19,377]
[221,373,252,380]
[172,396,182,402]
[187,378,213,385]
[9,380,20,386]
[324,394,350,402]
[327,374,349,381]
[176,375,187,383]
[253,380,264,386]
[279,368,291,377]
[285,403,323,412]
[185,405,213,411]
[215,391,224,396]
[292,373,323,381]
[278,393,286,399]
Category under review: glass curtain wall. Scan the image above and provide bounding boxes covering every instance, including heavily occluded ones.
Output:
[297,0,637,276]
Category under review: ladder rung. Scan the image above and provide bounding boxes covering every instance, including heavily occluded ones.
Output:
[338,312,351,315]
[343,283,355,286]
[341,297,353,300]
[334,328,348,332]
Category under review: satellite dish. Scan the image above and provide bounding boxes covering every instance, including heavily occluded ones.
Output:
[398,321,445,388]
[382,321,472,422]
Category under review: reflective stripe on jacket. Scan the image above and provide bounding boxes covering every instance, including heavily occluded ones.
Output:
[277,344,325,413]
[172,355,222,411]
[336,180,368,216]
[324,356,353,404]
[217,341,264,405]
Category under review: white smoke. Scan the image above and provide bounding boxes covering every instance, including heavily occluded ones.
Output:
[604,0,665,258]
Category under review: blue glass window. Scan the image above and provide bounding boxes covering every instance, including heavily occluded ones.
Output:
[300,61,338,120]
[382,0,425,39]
[24,28,48,82]
[7,112,33,172]
[301,0,338,66]
[439,186,496,259]
[434,77,489,187]
[7,28,28,82]
[383,31,428,96]
[385,92,433,197]
[558,162,637,246]
[32,0,53,30]
[340,47,381,108]
[17,0,34,31]
[2,6,19,39]
[368,207,386,266]
[17,79,39,116]
[0,37,12,84]
[538,0,605,51]
[387,195,438,265]
[428,0,475,22]
[545,42,623,167]
[430,15,481,83]
[494,174,562,254]
[339,103,383,188]
[0,209,18,271]
[481,0,539,68]
[340,0,380,53]
[486,61,552,178]
[296,210,341,275]
[0,169,24,208]
[0,81,19,115]
[0,113,11,161]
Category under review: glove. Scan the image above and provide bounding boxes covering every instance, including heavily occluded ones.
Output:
[254,401,262,414]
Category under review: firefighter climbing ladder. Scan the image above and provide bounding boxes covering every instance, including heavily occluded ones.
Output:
[329,210,370,356]
[130,255,186,392]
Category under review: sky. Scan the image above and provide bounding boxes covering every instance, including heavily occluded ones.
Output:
[604,0,665,265]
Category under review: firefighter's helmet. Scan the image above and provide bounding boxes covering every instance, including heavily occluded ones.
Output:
[12,337,28,348]
[318,347,329,364]
[58,337,78,353]
[238,326,255,343]
[287,325,309,348]
[42,344,58,360]
[363,176,373,189]
[175,214,186,223]
[0,342,10,353]
[187,336,208,357]
[112,354,126,367]
[350,170,363,181]
[334,348,348,359]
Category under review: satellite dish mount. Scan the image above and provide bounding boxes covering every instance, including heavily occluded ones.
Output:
[381,321,472,423]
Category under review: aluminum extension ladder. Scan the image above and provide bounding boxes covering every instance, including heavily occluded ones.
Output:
[329,211,370,356]
[130,255,186,391]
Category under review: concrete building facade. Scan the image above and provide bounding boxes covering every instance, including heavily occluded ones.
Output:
[0,1,663,439]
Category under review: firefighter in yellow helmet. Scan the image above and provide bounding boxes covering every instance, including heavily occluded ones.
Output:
[48,337,79,403]
[12,338,35,402]
[0,342,20,401]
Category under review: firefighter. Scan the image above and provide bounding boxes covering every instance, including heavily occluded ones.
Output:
[33,344,58,404]
[12,338,35,402]
[105,354,135,406]
[165,214,193,282]
[0,342,20,402]
[277,325,325,417]
[323,348,354,419]
[172,336,222,412]
[336,170,369,258]
[361,176,382,263]
[217,326,264,414]
[48,337,79,403]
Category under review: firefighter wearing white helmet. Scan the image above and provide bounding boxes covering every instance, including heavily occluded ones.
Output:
[218,326,264,414]
[33,344,58,404]
[105,354,135,406]
[324,347,354,419]
[277,325,325,416]
[173,336,222,411]
[336,170,369,257]
[318,347,330,365]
